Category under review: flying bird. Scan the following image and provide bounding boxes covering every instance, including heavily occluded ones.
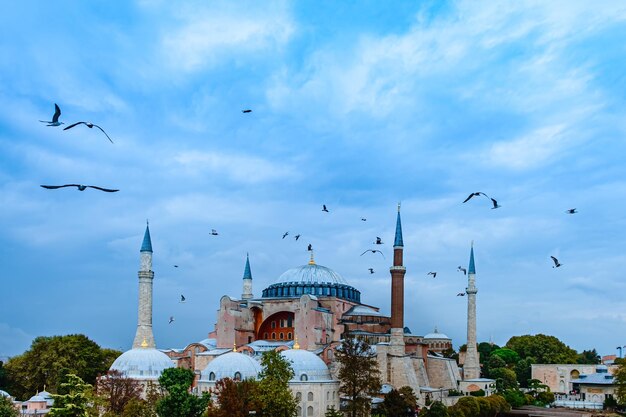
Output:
[40,103,64,126]
[457,292,466,297]
[360,249,385,259]
[368,268,374,274]
[307,244,312,251]
[174,265,179,268]
[168,316,175,324]
[550,256,562,268]
[374,237,383,245]
[457,266,467,275]
[282,231,289,239]
[294,234,301,241]
[40,184,119,192]
[242,109,252,113]
[180,295,186,303]
[211,229,219,236]
[427,272,437,278]
[566,208,577,214]
[490,198,501,209]
[462,192,487,203]
[63,121,113,143]
[322,204,329,212]
[361,218,367,221]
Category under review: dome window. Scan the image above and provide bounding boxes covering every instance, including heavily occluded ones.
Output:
[209,372,216,381]
[300,374,308,382]
[234,371,242,381]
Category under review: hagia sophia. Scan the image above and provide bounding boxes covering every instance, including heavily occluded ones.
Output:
[109,206,494,415]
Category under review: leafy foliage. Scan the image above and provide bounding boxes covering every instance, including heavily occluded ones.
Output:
[336,337,382,417]
[381,388,416,416]
[576,349,600,364]
[490,349,519,365]
[449,394,510,417]
[205,377,261,417]
[615,362,626,405]
[325,406,343,417]
[4,334,121,400]
[505,334,577,364]
[423,401,449,417]
[49,373,96,417]
[257,350,297,417]
[489,368,518,391]
[157,367,210,417]
[477,343,500,364]
[0,394,18,417]
[502,389,528,408]
[96,369,143,415]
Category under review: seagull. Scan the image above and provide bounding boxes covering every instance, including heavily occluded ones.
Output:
[566,208,577,214]
[307,244,312,251]
[282,231,289,239]
[294,234,301,241]
[550,256,562,268]
[322,204,329,212]
[490,198,501,209]
[361,218,367,221]
[374,237,383,245]
[63,122,113,143]
[211,229,219,236]
[462,192,487,203]
[168,316,175,324]
[427,272,437,278]
[180,295,186,303]
[174,265,179,268]
[242,109,252,113]
[457,266,467,275]
[40,184,119,192]
[39,103,64,126]
[360,249,385,259]
[457,292,466,297]
[368,268,375,274]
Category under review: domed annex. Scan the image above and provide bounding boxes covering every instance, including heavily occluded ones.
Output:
[281,349,333,382]
[197,351,262,392]
[110,347,174,380]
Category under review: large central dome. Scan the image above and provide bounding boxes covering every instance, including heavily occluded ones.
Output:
[275,263,348,285]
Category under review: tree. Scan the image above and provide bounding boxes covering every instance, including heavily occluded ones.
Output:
[399,386,418,411]
[257,350,297,417]
[615,362,626,405]
[483,355,506,379]
[425,401,449,417]
[514,358,533,388]
[477,343,500,364]
[157,368,210,417]
[489,368,517,392]
[49,373,95,417]
[576,349,600,364]
[336,337,382,417]
[4,334,121,400]
[0,395,18,417]
[451,396,479,417]
[502,389,527,408]
[96,369,143,415]
[325,406,343,417]
[381,389,412,416]
[505,335,577,364]
[490,349,519,365]
[0,362,8,392]
[205,378,261,417]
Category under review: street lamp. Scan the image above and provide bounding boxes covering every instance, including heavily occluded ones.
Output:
[618,346,623,359]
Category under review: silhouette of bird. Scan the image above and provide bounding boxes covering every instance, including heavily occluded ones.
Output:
[63,121,113,143]
[40,103,64,126]
[361,218,367,221]
[566,208,577,214]
[169,316,175,324]
[462,192,487,203]
[211,229,219,236]
[368,268,374,274]
[307,244,312,251]
[550,256,562,268]
[427,272,437,278]
[322,204,329,212]
[242,109,252,113]
[490,198,501,209]
[174,265,179,268]
[458,266,467,275]
[374,237,383,245]
[294,234,301,241]
[457,292,466,297]
[282,231,289,239]
[360,249,385,259]
[180,295,186,303]
[40,184,119,192]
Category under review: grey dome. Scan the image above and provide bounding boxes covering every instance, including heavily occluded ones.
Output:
[200,352,261,382]
[275,263,348,285]
[281,349,333,382]
[110,348,174,380]
[0,390,10,398]
[423,328,450,340]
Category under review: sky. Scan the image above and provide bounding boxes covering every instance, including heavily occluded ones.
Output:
[1,0,626,359]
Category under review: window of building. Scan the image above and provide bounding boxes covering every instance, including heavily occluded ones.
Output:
[296,392,302,401]
[264,332,268,339]
[297,406,302,416]
[307,392,313,401]
[307,406,314,416]
[300,374,308,382]
[288,332,292,340]
[271,321,276,329]
[280,332,284,340]
[234,372,242,381]
[288,317,293,327]
[272,332,276,339]
[209,372,216,381]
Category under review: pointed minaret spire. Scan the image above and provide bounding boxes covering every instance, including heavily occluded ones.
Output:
[464,241,480,380]
[394,202,404,247]
[468,241,476,275]
[242,253,254,300]
[133,222,156,349]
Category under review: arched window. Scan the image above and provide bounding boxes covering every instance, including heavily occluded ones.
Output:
[296,392,302,401]
[209,372,216,381]
[288,332,292,340]
[308,392,313,401]
[271,321,276,329]
[264,332,268,339]
[307,406,314,416]
[280,332,284,340]
[234,372,242,381]
[297,406,302,416]
[300,374,308,381]
[327,391,329,400]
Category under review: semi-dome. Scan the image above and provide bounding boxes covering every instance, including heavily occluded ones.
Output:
[200,351,262,382]
[280,349,333,382]
[262,260,361,303]
[110,348,174,380]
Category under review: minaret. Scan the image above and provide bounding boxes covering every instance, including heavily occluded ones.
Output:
[389,203,407,355]
[132,223,156,349]
[464,242,481,379]
[241,253,253,300]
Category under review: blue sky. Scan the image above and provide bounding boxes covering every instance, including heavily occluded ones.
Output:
[2,0,626,359]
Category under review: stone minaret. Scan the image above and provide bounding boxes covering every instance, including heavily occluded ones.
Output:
[389,204,407,355]
[132,223,156,349]
[241,253,253,300]
[464,243,481,379]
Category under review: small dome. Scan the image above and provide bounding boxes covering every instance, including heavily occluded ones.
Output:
[423,327,450,340]
[200,352,261,382]
[280,349,333,382]
[275,263,348,285]
[110,348,174,380]
[39,390,53,406]
[28,394,47,402]
[0,390,10,398]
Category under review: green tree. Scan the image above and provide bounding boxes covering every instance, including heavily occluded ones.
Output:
[336,337,382,417]
[49,373,95,417]
[0,395,18,417]
[156,368,210,417]
[483,355,506,379]
[615,362,626,405]
[257,350,297,417]
[205,378,261,417]
[514,358,533,388]
[381,389,412,416]
[5,335,121,400]
[477,343,500,364]
[325,406,343,417]
[424,401,449,417]
[576,349,600,364]
[502,389,527,408]
[490,349,519,365]
[0,362,8,392]
[489,368,517,392]
[505,335,577,364]
[399,386,418,411]
[96,369,143,415]
[452,396,479,417]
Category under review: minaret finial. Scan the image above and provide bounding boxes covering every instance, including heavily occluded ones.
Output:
[233,341,237,352]
[468,242,476,275]
[141,338,148,348]
[309,251,315,265]
[294,335,300,350]
[141,223,153,253]
[398,202,401,212]
[243,253,252,280]
[394,204,404,247]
